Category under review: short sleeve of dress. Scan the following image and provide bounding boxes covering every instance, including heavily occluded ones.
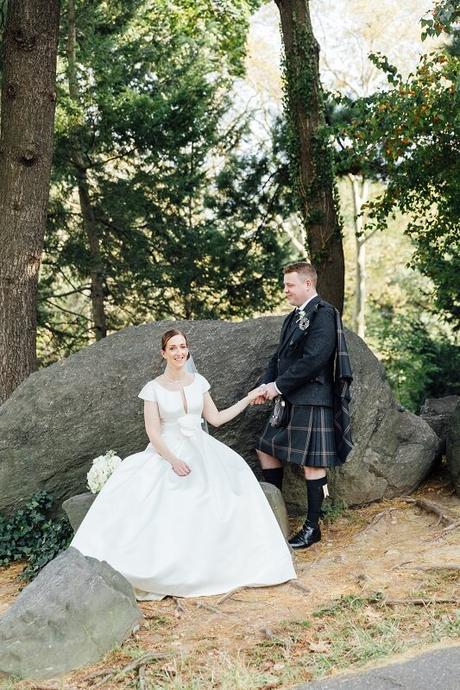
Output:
[138,381,157,402]
[197,373,211,393]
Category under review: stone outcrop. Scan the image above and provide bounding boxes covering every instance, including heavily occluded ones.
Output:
[282,328,440,511]
[0,318,439,514]
[259,482,290,538]
[446,400,460,496]
[420,396,460,456]
[0,547,142,679]
[62,492,96,531]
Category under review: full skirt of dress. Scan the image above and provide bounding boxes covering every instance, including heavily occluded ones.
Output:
[71,421,296,600]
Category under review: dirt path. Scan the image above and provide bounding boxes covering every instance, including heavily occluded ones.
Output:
[1,478,459,689]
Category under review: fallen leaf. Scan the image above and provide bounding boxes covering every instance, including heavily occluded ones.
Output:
[309,640,331,653]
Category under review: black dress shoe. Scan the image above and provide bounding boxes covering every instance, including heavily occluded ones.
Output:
[288,524,321,549]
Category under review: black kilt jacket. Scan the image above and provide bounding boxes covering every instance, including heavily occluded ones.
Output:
[258,295,339,466]
[258,295,353,467]
[261,294,336,407]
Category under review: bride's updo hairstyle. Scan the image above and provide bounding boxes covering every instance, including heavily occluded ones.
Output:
[161,329,191,360]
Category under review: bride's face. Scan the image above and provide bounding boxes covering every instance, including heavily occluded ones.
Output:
[162,334,189,369]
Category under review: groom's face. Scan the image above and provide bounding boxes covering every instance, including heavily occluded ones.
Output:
[283,271,312,306]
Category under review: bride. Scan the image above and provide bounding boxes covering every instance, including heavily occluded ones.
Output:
[71,329,296,599]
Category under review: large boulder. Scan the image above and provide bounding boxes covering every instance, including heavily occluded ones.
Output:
[62,492,96,531]
[420,396,460,456]
[446,400,460,496]
[282,328,440,511]
[0,318,439,514]
[0,547,142,680]
[327,332,438,507]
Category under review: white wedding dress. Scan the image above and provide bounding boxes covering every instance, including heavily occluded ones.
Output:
[71,373,296,599]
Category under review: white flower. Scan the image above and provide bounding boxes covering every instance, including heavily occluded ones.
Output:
[87,449,122,494]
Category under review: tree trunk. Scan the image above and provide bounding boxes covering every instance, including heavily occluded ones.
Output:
[275,0,345,311]
[350,175,369,338]
[0,0,60,404]
[67,0,107,341]
[77,176,108,340]
[355,234,366,338]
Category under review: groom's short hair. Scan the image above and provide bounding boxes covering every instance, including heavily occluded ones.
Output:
[283,261,317,284]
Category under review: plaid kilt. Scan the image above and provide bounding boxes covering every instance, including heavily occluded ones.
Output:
[257,404,343,468]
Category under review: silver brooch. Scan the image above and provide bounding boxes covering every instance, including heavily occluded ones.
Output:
[298,316,310,331]
[296,310,310,331]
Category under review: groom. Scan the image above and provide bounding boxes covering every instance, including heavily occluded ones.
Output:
[255,261,349,549]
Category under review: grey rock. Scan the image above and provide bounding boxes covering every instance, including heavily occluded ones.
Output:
[0,318,439,515]
[0,547,142,680]
[62,492,96,531]
[328,329,439,507]
[282,463,307,516]
[0,319,274,514]
[259,482,290,538]
[420,395,460,455]
[446,400,460,495]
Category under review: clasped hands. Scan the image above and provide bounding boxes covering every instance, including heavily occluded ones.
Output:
[249,382,278,406]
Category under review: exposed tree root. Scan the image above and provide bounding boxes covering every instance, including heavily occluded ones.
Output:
[92,652,170,688]
[402,497,456,527]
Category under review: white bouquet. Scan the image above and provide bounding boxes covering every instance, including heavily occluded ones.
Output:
[87,449,122,494]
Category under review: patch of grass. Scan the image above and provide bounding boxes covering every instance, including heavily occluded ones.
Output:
[312,593,384,617]
[307,616,406,677]
[151,676,204,690]
[147,651,287,690]
[431,609,460,641]
[322,499,348,524]
[141,613,172,631]
[247,591,460,685]
[118,643,153,661]
[291,619,313,629]
[0,676,21,690]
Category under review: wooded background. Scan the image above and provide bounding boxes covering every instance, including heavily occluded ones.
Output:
[0,0,458,411]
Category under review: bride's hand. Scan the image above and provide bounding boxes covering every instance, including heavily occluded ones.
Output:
[170,459,191,476]
[247,385,267,403]
[251,395,267,406]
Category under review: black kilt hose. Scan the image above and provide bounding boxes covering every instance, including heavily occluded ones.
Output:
[258,404,342,468]
[257,295,352,469]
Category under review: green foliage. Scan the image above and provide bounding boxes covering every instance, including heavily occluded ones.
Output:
[367,300,460,412]
[321,498,347,524]
[421,1,460,39]
[327,96,384,182]
[313,593,385,618]
[39,0,286,363]
[0,491,72,580]
[331,44,460,326]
